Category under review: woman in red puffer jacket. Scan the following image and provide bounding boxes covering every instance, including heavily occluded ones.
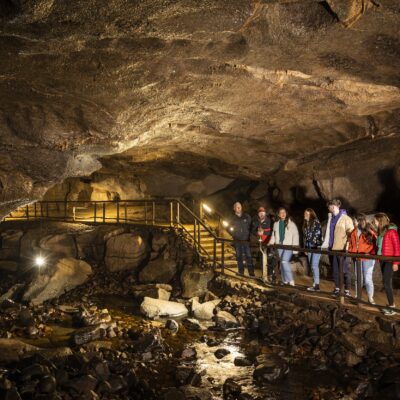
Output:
[374,213,400,315]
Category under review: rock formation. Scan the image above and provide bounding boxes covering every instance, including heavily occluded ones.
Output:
[0,1,399,217]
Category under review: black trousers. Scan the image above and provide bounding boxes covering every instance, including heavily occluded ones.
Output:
[329,254,351,290]
[381,262,395,306]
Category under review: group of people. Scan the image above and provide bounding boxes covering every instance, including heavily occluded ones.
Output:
[229,199,400,316]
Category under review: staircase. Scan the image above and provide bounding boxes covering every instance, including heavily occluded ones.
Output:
[181,224,238,269]
[4,198,241,271]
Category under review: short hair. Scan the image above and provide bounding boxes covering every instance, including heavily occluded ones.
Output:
[233,202,242,208]
[327,199,341,208]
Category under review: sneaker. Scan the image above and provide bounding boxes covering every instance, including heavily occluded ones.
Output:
[289,281,295,287]
[249,273,256,278]
[236,272,244,277]
[368,298,376,305]
[382,308,397,316]
[344,290,352,297]
[331,288,340,297]
[307,285,320,292]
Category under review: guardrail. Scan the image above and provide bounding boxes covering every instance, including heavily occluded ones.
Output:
[5,199,400,312]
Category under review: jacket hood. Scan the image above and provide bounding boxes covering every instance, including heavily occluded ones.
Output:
[387,224,398,231]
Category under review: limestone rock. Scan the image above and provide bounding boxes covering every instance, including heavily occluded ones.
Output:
[214,311,240,329]
[191,298,221,320]
[0,260,18,272]
[132,284,172,301]
[138,258,177,284]
[105,233,147,272]
[253,354,289,383]
[0,339,38,363]
[140,297,188,319]
[39,233,77,258]
[0,230,23,260]
[23,257,92,304]
[181,267,214,299]
[151,232,169,253]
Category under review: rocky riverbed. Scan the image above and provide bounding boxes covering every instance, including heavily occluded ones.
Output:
[0,222,399,399]
[0,273,399,399]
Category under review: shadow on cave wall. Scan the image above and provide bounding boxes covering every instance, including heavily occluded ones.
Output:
[375,167,400,223]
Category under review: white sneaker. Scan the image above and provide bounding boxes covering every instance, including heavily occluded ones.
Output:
[289,281,295,287]
[368,298,376,305]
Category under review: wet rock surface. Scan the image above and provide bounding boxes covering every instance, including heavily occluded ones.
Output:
[0,224,399,398]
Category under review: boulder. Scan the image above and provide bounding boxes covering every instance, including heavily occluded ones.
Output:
[191,298,221,320]
[72,323,110,345]
[151,232,169,253]
[139,258,177,283]
[0,339,38,363]
[132,284,172,301]
[182,318,206,331]
[140,297,188,319]
[0,283,25,302]
[0,260,18,272]
[337,332,367,357]
[214,311,240,329]
[180,385,212,400]
[23,257,92,305]
[0,230,23,260]
[39,233,77,258]
[105,233,147,272]
[181,266,214,298]
[253,354,289,383]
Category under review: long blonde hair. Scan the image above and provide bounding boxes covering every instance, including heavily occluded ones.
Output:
[374,212,390,236]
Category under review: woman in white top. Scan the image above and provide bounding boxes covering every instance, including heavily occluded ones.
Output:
[270,207,300,286]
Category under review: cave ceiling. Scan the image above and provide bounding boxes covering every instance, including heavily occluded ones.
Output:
[0,0,400,216]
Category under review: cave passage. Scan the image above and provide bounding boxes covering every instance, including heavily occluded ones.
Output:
[1,0,400,399]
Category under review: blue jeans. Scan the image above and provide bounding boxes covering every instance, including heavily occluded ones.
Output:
[278,249,293,283]
[234,243,254,275]
[307,252,321,285]
[355,260,375,299]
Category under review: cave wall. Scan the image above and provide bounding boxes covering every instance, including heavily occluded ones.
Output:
[0,0,399,218]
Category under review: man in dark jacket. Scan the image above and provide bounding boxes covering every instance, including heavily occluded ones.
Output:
[231,202,254,276]
[252,207,272,243]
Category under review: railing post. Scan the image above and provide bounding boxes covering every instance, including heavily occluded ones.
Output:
[124,203,128,223]
[197,220,201,252]
[94,202,97,223]
[194,220,197,249]
[144,202,148,224]
[152,202,155,225]
[116,201,120,223]
[176,201,180,224]
[170,201,173,227]
[64,201,67,220]
[34,203,37,219]
[221,241,225,274]
[213,239,217,269]
[102,203,106,223]
[26,205,29,220]
[356,259,362,304]
[46,203,49,219]
[40,203,43,218]
[339,256,345,306]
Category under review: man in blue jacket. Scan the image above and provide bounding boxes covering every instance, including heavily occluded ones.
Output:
[230,202,254,277]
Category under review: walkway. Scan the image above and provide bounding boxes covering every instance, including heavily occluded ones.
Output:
[4,198,400,317]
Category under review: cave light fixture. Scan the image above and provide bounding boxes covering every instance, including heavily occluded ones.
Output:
[222,220,229,228]
[35,255,46,268]
[202,203,212,214]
